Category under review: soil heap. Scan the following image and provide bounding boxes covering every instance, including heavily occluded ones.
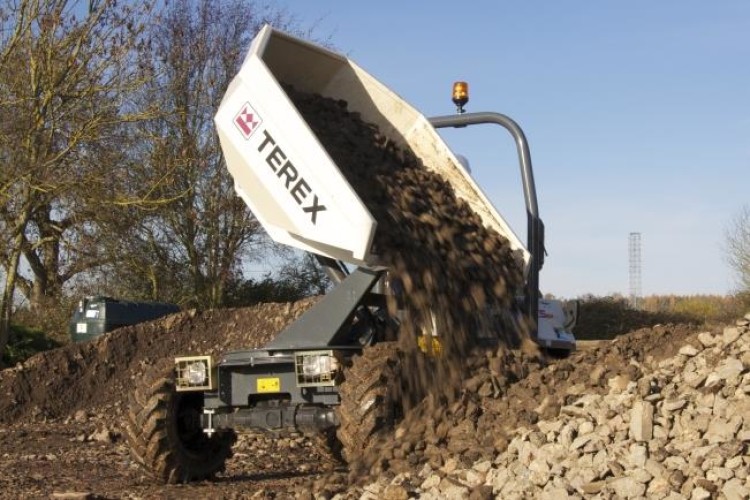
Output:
[0,300,316,423]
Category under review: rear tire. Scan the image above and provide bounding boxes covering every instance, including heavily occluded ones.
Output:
[336,342,401,462]
[125,359,235,483]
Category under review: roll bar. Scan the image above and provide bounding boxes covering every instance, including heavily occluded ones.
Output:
[428,112,544,333]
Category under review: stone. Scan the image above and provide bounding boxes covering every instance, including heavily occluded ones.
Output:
[685,371,707,389]
[528,431,546,447]
[647,476,672,497]
[468,485,494,500]
[629,468,653,483]
[580,481,605,494]
[724,326,741,345]
[722,478,750,500]
[663,399,688,412]
[560,405,588,418]
[697,332,718,348]
[570,434,592,451]
[537,420,563,435]
[589,365,606,385]
[610,476,646,498]
[438,480,469,499]
[645,458,667,478]
[540,488,569,500]
[694,479,718,494]
[473,460,492,474]
[90,428,113,443]
[653,424,669,439]
[705,415,742,444]
[628,444,648,468]
[679,345,700,357]
[716,358,744,382]
[691,487,711,500]
[629,401,654,442]
[382,485,409,500]
[704,373,724,390]
[664,456,688,470]
[667,469,686,489]
[706,467,734,481]
[726,456,744,469]
[578,420,595,435]
[441,458,459,474]
[558,423,576,448]
[421,475,441,490]
[609,375,630,393]
[489,469,510,494]
[528,458,550,486]
[463,470,484,489]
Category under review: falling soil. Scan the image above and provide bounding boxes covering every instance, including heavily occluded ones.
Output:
[287,88,533,403]
[284,88,540,477]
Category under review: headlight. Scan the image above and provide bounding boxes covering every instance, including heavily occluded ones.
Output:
[302,355,339,377]
[186,361,208,385]
[175,355,213,391]
[295,350,340,387]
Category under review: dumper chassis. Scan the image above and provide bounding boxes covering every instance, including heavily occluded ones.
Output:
[124,25,577,483]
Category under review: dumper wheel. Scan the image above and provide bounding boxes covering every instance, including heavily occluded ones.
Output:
[336,342,402,462]
[125,359,236,483]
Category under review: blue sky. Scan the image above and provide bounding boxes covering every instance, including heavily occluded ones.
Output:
[274,1,750,298]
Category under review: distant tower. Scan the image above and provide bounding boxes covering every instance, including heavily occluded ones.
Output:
[629,232,642,309]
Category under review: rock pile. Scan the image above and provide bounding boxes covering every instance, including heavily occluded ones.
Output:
[350,313,750,499]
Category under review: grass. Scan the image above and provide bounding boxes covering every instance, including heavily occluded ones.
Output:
[574,293,750,340]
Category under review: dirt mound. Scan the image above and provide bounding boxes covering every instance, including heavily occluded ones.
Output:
[326,321,704,491]
[350,315,750,499]
[0,299,316,423]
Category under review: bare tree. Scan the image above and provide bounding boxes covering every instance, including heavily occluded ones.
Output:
[726,205,750,292]
[0,0,162,353]
[116,0,315,308]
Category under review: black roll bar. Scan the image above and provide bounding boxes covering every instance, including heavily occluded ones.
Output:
[428,112,544,335]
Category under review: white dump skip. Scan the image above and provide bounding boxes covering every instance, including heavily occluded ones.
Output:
[215,25,529,267]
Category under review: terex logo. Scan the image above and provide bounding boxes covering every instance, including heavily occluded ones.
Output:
[256,129,327,225]
[234,102,262,139]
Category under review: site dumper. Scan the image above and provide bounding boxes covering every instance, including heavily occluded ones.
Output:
[125,24,576,483]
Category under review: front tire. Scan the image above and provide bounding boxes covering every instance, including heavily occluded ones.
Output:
[336,342,402,462]
[125,359,235,483]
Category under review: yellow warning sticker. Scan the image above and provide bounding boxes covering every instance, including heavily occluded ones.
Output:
[257,377,280,393]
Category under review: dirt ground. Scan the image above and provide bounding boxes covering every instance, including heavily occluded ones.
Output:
[0,303,707,499]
